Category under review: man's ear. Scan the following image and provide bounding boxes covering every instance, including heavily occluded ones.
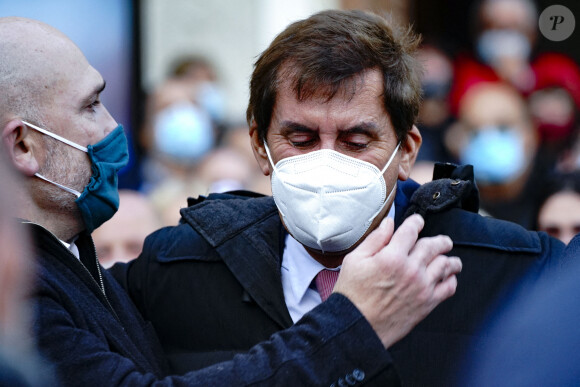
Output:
[398,125,422,181]
[2,120,39,176]
[249,120,271,176]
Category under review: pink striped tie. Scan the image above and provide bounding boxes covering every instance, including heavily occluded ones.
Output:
[315,269,340,302]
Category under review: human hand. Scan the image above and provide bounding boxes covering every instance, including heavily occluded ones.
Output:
[333,214,461,348]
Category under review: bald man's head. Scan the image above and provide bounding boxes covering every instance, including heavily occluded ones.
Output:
[0,17,87,124]
[0,17,117,240]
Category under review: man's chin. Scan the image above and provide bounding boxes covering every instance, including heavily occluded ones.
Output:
[304,244,358,256]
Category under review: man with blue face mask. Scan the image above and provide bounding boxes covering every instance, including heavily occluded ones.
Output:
[0,16,464,386]
[449,81,547,229]
[116,10,566,387]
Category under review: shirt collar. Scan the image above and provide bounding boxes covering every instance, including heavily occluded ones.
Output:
[59,236,80,260]
[281,235,328,305]
[281,204,396,305]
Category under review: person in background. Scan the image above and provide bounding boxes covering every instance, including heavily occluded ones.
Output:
[116,10,564,387]
[169,56,227,130]
[535,172,580,245]
[527,55,580,169]
[450,0,538,109]
[416,43,455,164]
[92,190,162,268]
[139,77,216,192]
[445,81,546,228]
[1,16,461,386]
[148,146,256,226]
[450,0,580,135]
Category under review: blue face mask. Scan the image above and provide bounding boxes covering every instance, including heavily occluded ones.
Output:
[460,125,526,185]
[476,30,531,66]
[23,121,129,233]
[153,102,214,164]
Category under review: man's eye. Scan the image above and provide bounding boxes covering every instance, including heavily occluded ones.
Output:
[289,135,316,148]
[87,100,101,111]
[344,141,368,149]
[291,139,316,147]
[340,133,370,150]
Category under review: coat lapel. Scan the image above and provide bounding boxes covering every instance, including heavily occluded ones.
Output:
[182,196,294,328]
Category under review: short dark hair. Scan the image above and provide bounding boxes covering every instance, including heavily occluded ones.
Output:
[246,9,422,143]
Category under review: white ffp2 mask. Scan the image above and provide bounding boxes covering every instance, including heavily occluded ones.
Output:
[265,142,400,253]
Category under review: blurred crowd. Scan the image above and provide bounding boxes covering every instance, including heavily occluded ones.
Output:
[410,0,580,242]
[99,0,580,269]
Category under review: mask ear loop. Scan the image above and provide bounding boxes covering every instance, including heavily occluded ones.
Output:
[22,121,88,153]
[263,141,279,175]
[370,142,402,221]
[22,121,85,198]
[379,142,401,175]
[34,173,82,198]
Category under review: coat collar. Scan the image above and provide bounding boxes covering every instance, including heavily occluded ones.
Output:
[180,194,294,328]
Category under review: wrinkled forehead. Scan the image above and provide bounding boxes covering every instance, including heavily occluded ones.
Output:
[277,62,379,103]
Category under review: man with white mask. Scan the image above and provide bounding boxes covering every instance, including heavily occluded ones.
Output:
[117,9,565,387]
[0,16,464,387]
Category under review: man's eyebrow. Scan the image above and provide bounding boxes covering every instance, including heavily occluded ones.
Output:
[95,80,107,95]
[341,122,380,135]
[279,121,316,135]
[279,120,381,136]
[81,80,106,106]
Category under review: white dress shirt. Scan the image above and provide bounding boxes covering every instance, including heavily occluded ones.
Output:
[281,205,396,323]
[59,238,80,260]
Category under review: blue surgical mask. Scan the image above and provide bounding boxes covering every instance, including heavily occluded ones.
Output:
[460,125,526,185]
[196,82,226,123]
[23,121,129,233]
[153,101,214,164]
[476,30,531,66]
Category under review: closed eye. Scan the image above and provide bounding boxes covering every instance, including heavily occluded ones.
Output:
[86,99,101,112]
[280,122,319,149]
[339,127,375,151]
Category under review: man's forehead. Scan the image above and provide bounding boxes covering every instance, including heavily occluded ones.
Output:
[277,67,383,103]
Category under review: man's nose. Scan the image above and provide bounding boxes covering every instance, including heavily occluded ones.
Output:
[319,139,338,151]
[101,105,118,136]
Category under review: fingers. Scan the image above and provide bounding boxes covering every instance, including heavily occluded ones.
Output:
[387,214,425,256]
[427,255,462,301]
[432,272,459,302]
[410,234,454,266]
[426,255,462,283]
[348,216,395,259]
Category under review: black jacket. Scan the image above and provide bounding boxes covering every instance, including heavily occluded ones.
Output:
[116,163,565,387]
[31,220,397,386]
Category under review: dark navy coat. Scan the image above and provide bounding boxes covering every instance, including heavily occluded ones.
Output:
[118,164,565,387]
[31,222,398,386]
[463,233,580,386]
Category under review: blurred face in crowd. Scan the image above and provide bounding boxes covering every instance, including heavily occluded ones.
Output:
[417,46,453,127]
[479,0,537,43]
[458,83,535,150]
[92,190,160,268]
[537,190,580,245]
[476,0,537,90]
[450,82,537,188]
